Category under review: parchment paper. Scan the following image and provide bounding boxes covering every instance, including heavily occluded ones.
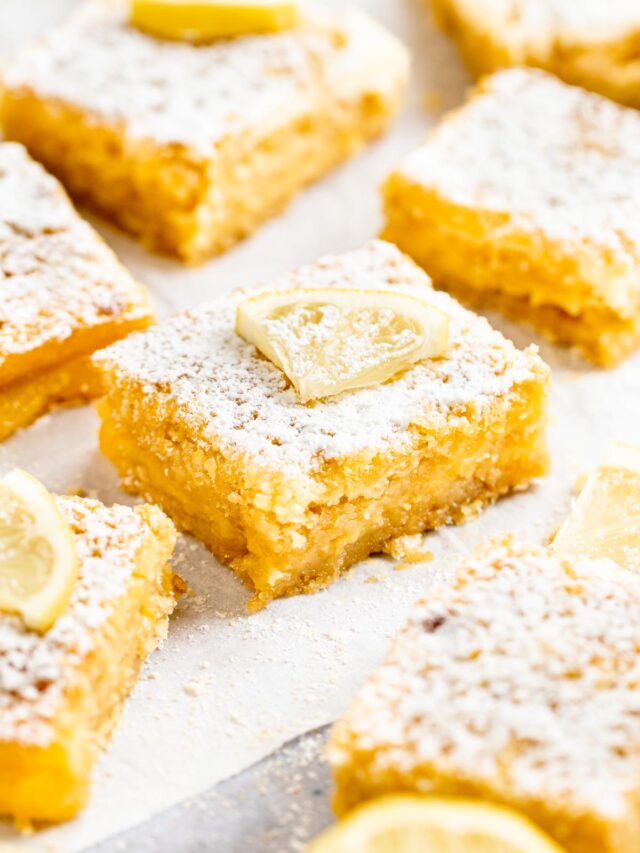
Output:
[1,2,639,850]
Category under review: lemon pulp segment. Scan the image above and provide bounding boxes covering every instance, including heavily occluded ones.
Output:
[306,795,566,853]
[0,469,79,632]
[552,441,640,571]
[236,287,450,403]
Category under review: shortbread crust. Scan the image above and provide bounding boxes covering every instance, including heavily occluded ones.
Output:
[382,69,640,366]
[92,241,550,606]
[1,0,409,262]
[330,538,640,852]
[0,142,153,439]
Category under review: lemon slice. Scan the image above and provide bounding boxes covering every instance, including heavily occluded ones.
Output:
[0,469,79,633]
[306,796,565,853]
[236,288,450,403]
[552,442,640,571]
[130,0,299,42]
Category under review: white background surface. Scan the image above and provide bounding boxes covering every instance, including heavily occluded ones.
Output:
[2,2,640,851]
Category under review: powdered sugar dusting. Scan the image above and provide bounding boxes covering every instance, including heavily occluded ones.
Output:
[0,497,158,746]
[0,142,150,382]
[398,69,640,259]
[478,0,640,45]
[330,539,640,818]
[2,0,401,155]
[94,241,547,472]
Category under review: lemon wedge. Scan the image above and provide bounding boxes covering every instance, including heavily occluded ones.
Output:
[552,442,640,571]
[130,0,299,42]
[306,796,566,853]
[0,469,79,633]
[236,288,450,403]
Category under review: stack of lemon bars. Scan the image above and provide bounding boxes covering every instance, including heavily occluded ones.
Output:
[0,0,640,851]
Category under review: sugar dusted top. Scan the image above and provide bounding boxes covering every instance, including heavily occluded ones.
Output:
[396,69,640,260]
[330,539,640,817]
[3,0,405,156]
[0,497,163,746]
[94,241,547,473]
[468,0,640,46]
[0,143,150,384]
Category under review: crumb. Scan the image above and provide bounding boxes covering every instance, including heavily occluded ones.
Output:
[183,679,204,698]
[172,575,189,596]
[382,533,433,563]
[365,576,381,584]
[65,484,86,497]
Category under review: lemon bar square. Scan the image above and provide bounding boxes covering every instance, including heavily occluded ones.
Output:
[0,0,409,263]
[430,0,640,108]
[92,241,550,607]
[0,142,153,441]
[329,537,640,852]
[382,69,640,366]
[0,496,177,825]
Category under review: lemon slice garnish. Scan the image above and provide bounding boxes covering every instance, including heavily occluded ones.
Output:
[306,795,566,853]
[130,0,299,42]
[0,469,79,633]
[552,442,640,571]
[236,288,450,403]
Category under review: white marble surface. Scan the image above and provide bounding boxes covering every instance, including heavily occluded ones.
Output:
[1,2,639,851]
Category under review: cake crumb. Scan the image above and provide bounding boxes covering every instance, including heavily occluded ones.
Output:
[383,533,433,563]
[65,485,87,497]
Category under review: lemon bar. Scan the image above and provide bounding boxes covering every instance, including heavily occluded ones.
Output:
[92,241,550,607]
[0,142,153,441]
[0,1,409,263]
[0,496,177,825]
[329,537,640,852]
[382,69,640,366]
[430,0,640,108]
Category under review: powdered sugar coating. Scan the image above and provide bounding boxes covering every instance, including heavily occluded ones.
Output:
[2,0,405,156]
[94,241,547,472]
[0,142,150,382]
[465,0,640,45]
[330,539,640,818]
[0,497,165,747]
[397,69,640,259]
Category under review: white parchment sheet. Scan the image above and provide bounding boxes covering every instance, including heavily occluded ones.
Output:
[2,2,640,850]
